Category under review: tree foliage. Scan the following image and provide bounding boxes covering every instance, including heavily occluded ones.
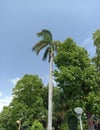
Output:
[54,38,98,98]
[31,119,44,130]
[32,29,59,62]
[54,38,99,129]
[0,74,47,130]
[93,29,100,73]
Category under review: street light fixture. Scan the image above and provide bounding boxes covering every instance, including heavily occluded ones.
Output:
[16,119,21,130]
[74,107,83,130]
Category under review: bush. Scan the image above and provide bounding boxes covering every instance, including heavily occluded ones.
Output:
[60,124,68,130]
[67,113,78,130]
[31,120,44,130]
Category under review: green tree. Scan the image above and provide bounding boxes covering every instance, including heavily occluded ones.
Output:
[92,30,100,97]
[92,29,100,121]
[0,124,5,130]
[0,106,16,130]
[0,74,47,130]
[54,38,99,130]
[93,29,100,73]
[12,74,46,129]
[66,112,78,130]
[32,29,59,130]
[53,88,68,130]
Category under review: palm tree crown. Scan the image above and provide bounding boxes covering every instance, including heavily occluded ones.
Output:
[32,29,58,62]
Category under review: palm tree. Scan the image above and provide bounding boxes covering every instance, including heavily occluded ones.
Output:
[32,29,59,130]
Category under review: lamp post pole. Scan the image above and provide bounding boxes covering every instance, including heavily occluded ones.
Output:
[78,114,83,130]
[74,107,83,130]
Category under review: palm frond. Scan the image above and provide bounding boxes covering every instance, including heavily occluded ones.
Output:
[32,40,49,55]
[32,29,60,62]
[37,29,52,43]
[42,47,50,61]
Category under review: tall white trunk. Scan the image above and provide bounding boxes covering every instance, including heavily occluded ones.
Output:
[47,54,53,130]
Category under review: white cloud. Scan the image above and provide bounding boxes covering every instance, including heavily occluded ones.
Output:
[0,95,12,112]
[0,77,20,112]
[81,37,96,57]
[0,92,2,97]
[8,77,20,86]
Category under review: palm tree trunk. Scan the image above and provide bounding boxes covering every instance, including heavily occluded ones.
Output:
[47,53,53,130]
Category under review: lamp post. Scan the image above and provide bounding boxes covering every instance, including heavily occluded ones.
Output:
[74,107,83,130]
[16,119,21,130]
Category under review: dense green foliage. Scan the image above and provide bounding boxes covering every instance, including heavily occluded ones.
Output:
[67,113,78,130]
[0,74,48,130]
[93,29,100,73]
[54,37,100,129]
[31,120,44,130]
[92,29,100,116]
[54,38,98,100]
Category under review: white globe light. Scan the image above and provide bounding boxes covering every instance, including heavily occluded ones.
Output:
[74,107,83,114]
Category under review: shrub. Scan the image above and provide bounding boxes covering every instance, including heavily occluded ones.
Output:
[31,119,44,130]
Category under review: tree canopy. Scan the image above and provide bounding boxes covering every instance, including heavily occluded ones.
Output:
[54,37,99,129]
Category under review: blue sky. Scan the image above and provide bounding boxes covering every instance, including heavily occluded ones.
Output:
[0,0,99,111]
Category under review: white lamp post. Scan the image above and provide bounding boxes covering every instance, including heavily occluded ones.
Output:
[74,107,83,130]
